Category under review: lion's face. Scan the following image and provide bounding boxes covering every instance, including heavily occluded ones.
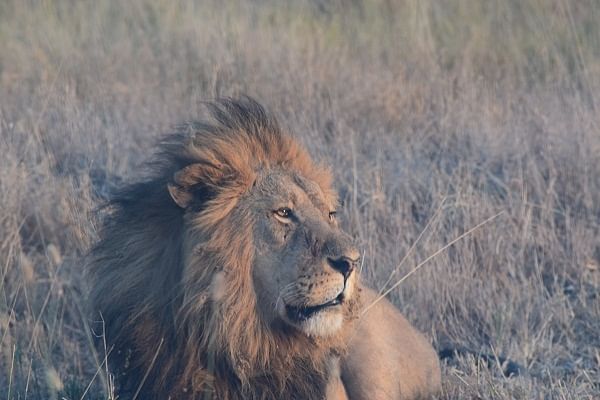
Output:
[249,168,360,338]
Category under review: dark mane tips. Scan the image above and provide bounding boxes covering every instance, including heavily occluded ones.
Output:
[105,96,305,216]
[205,96,282,139]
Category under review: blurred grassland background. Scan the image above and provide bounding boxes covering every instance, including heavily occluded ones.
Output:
[1,0,599,398]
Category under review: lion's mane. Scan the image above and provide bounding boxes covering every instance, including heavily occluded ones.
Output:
[87,98,347,399]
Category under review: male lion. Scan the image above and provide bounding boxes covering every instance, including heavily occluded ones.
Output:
[87,97,441,399]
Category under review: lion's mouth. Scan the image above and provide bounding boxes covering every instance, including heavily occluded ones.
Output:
[285,292,345,322]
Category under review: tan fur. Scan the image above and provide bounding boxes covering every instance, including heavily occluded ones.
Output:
[86,97,440,399]
[342,289,442,399]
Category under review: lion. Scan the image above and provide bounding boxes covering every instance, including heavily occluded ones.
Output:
[86,97,441,399]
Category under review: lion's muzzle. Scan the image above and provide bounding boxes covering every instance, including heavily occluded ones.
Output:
[282,248,359,332]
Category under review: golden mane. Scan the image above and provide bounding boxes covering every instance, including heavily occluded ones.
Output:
[87,97,345,399]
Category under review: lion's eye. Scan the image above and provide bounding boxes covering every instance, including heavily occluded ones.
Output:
[328,211,337,221]
[275,207,293,220]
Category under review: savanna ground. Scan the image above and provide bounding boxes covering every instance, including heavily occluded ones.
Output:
[1,1,599,398]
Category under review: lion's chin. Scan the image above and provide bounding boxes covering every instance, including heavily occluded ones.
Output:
[298,310,344,337]
[280,306,344,338]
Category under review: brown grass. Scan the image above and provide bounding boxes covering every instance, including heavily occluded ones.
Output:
[0,0,599,398]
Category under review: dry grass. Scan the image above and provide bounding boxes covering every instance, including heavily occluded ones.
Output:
[1,0,599,398]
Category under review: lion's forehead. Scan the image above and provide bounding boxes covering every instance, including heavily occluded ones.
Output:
[292,173,332,211]
[258,169,335,212]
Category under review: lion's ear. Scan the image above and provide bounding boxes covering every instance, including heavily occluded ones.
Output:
[168,182,193,208]
[168,163,226,208]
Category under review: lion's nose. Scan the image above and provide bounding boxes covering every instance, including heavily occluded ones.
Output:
[327,253,359,280]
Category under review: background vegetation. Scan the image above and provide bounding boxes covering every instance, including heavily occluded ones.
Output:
[1,0,599,398]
